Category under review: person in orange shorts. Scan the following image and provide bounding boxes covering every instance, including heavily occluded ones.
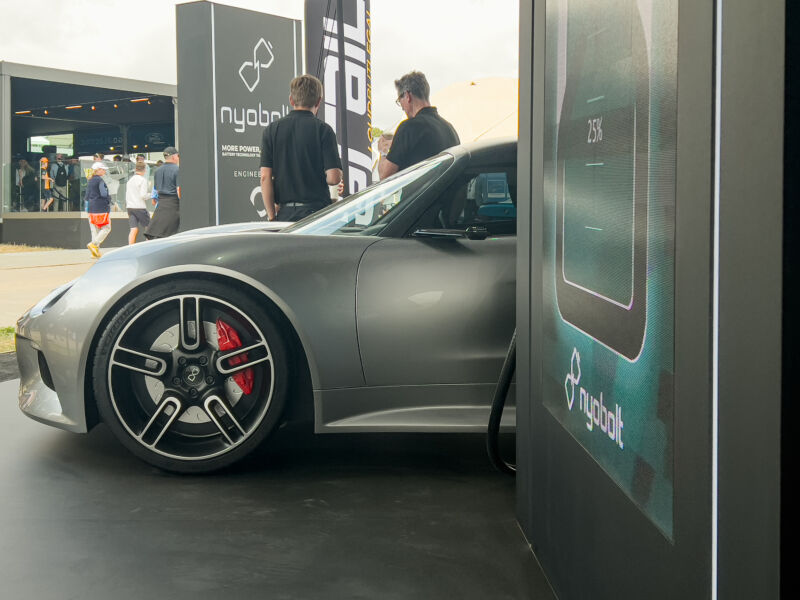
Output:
[85,161,111,258]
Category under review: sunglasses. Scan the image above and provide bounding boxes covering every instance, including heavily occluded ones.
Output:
[395,91,407,107]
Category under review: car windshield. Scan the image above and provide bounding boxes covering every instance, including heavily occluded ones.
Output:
[283,154,454,236]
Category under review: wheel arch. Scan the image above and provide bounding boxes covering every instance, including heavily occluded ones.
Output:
[83,267,317,430]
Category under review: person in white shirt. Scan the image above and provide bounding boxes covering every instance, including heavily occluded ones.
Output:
[125,163,151,244]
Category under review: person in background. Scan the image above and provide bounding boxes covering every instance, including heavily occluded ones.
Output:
[105,156,122,210]
[50,154,69,211]
[85,161,112,258]
[16,158,37,212]
[125,163,151,244]
[125,164,150,245]
[40,156,54,211]
[259,74,342,222]
[145,146,180,239]
[378,70,459,179]
[67,156,81,211]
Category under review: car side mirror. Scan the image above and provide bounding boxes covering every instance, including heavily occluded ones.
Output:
[412,228,466,239]
[412,226,490,241]
[465,225,489,240]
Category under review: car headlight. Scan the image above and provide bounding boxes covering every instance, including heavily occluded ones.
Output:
[28,279,78,318]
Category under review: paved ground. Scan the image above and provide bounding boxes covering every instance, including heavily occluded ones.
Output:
[0,377,552,599]
[0,352,18,381]
[0,248,120,328]
[1,248,113,379]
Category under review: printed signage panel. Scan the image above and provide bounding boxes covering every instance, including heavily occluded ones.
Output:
[211,5,301,223]
[74,128,124,156]
[542,0,678,537]
[305,0,373,194]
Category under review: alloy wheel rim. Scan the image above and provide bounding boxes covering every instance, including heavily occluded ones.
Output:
[107,293,275,461]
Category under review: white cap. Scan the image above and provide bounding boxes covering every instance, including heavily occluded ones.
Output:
[91,161,107,171]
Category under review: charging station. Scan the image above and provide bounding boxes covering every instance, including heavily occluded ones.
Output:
[516,1,783,597]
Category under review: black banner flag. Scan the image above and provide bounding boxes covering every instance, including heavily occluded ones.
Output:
[305,0,373,195]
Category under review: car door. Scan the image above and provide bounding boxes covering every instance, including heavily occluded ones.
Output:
[356,167,517,387]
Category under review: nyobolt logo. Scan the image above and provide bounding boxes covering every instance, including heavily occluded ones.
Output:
[239,38,275,92]
[564,347,581,409]
[564,348,625,449]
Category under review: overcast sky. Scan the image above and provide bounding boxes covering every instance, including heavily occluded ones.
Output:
[0,0,518,130]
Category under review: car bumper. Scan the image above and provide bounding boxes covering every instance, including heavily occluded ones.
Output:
[16,333,87,433]
[14,257,144,434]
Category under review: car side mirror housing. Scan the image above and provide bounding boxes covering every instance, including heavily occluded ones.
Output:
[465,225,489,240]
[412,229,467,239]
[412,226,490,241]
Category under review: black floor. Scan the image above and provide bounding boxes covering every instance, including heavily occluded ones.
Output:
[0,377,554,599]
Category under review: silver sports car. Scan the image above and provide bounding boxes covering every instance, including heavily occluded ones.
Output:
[16,139,517,473]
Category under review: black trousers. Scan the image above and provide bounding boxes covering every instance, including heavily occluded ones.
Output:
[277,201,329,222]
[145,195,179,238]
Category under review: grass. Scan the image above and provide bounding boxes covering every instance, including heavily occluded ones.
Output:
[0,327,15,354]
[0,243,63,253]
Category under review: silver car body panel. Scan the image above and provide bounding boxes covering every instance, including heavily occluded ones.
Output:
[315,385,516,432]
[356,236,516,385]
[309,235,517,433]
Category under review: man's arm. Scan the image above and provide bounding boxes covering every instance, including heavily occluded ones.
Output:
[378,157,399,180]
[260,166,277,220]
[140,178,150,203]
[325,168,343,186]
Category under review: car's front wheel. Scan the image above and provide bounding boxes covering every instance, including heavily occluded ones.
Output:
[92,278,287,473]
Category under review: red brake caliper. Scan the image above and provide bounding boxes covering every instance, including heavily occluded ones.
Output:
[215,319,254,395]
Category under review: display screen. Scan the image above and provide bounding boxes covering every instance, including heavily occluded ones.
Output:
[542,0,677,537]
[561,7,637,305]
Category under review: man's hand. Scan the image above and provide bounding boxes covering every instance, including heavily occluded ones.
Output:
[377,134,393,155]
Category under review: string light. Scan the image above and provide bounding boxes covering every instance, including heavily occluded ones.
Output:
[15,95,160,115]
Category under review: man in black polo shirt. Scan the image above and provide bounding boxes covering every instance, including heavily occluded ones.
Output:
[378,71,460,179]
[260,74,343,222]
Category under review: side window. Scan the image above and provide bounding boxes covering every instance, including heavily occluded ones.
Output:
[434,170,517,235]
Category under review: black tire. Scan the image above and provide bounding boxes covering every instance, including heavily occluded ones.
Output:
[92,278,288,473]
